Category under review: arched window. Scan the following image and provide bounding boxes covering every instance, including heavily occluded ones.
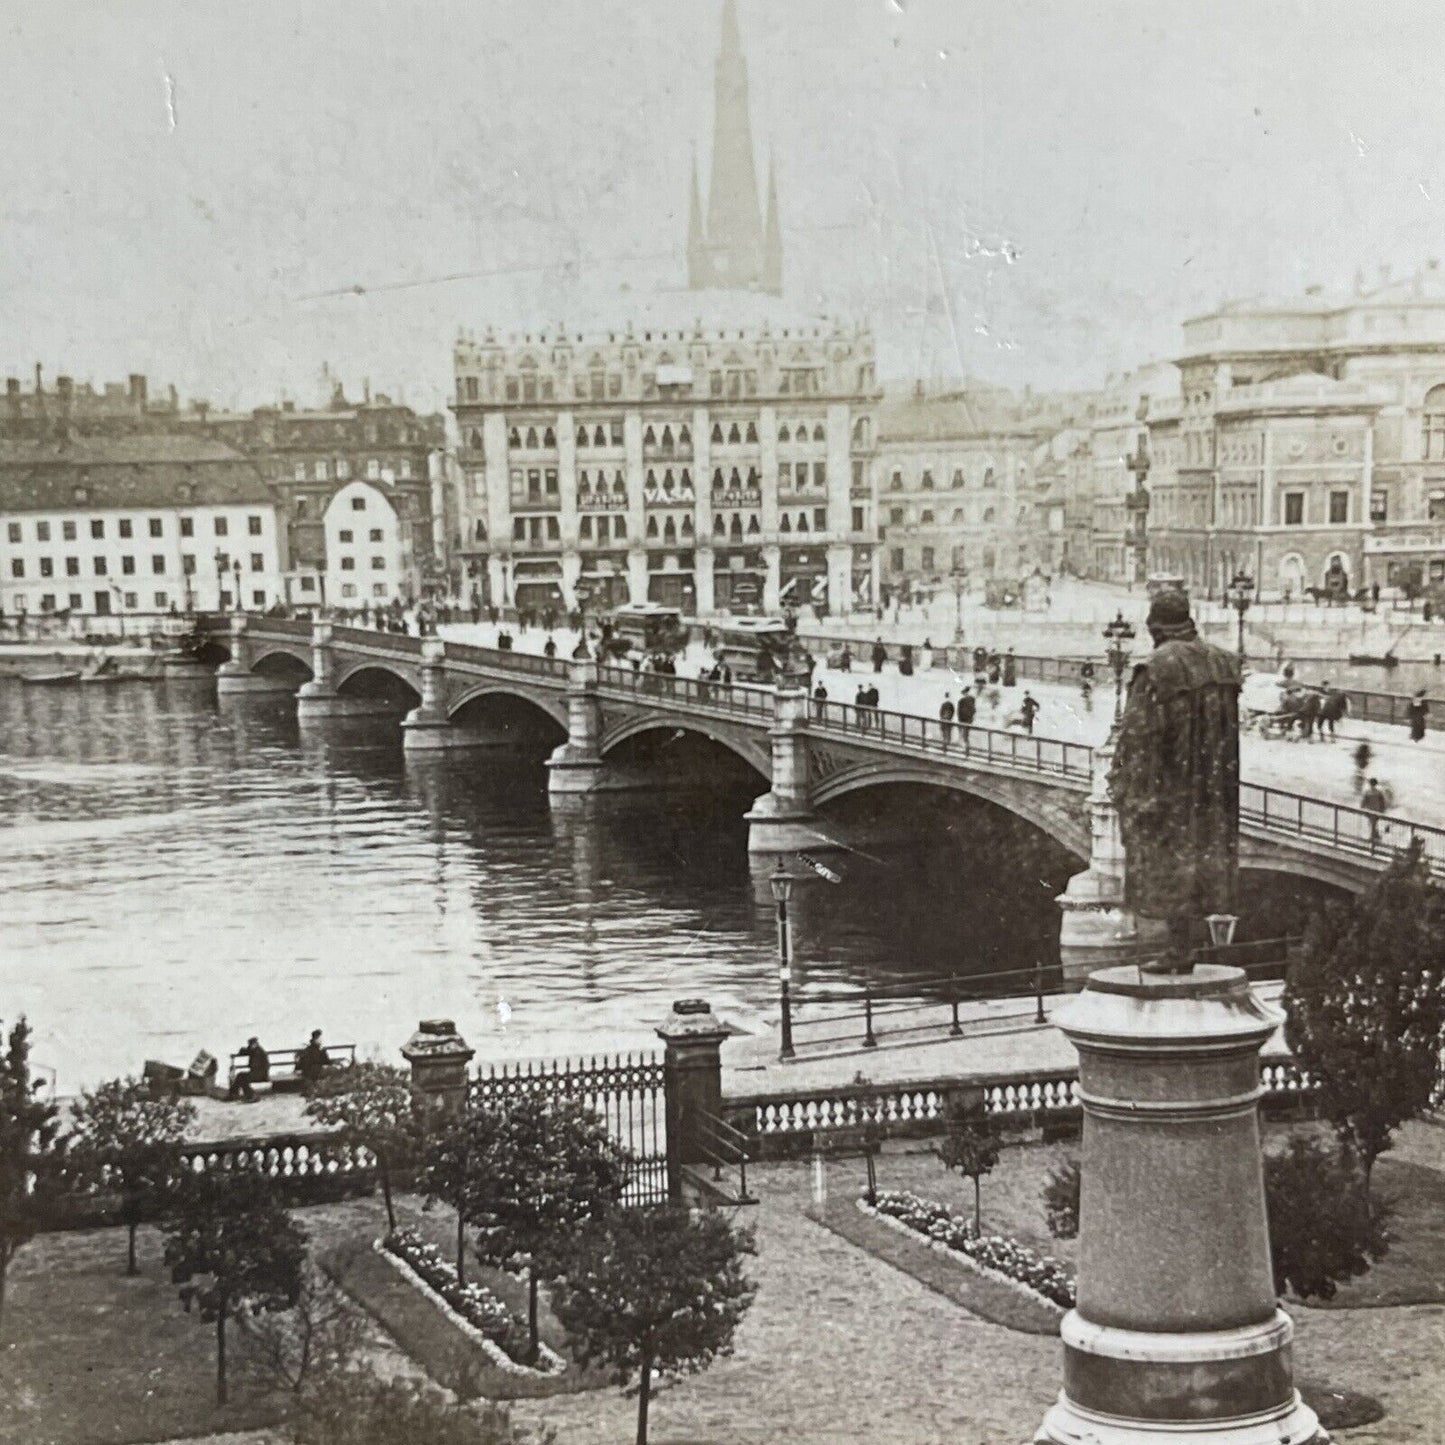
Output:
[613,473,626,495]
[952,508,964,524]
[681,516,693,538]
[812,424,825,443]
[508,426,521,448]
[1018,505,1028,522]
[746,422,758,443]
[779,425,791,443]
[542,426,556,449]
[661,425,673,449]
[579,470,591,492]
[728,423,742,445]
[646,516,659,538]
[921,510,934,524]
[1425,385,1445,460]
[730,514,744,540]
[594,425,607,446]
[714,514,726,537]
[746,514,760,534]
[713,468,725,489]
[644,425,656,447]
[712,423,724,445]
[468,428,482,449]
[680,468,692,489]
[797,512,809,533]
[679,424,691,447]
[526,427,539,449]
[781,514,792,533]
[952,469,964,488]
[730,467,742,487]
[663,516,676,541]
[576,426,588,447]
[889,469,903,491]
[748,466,761,488]
[983,467,995,488]
[580,515,593,539]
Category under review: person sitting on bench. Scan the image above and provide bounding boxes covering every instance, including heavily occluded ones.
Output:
[228,1037,270,1102]
[296,1029,331,1087]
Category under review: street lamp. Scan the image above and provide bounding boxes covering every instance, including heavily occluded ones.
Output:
[1103,610,1137,719]
[769,861,796,1061]
[952,567,968,644]
[1227,569,1254,662]
[233,559,244,614]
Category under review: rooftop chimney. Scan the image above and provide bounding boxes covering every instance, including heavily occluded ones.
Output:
[128,374,148,408]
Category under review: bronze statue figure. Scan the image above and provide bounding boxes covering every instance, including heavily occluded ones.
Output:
[1108,589,1242,974]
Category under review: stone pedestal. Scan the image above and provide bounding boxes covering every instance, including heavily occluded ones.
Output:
[401,1018,475,1115]
[745,685,823,852]
[656,999,729,1206]
[296,684,395,720]
[1034,965,1325,1445]
[216,666,297,696]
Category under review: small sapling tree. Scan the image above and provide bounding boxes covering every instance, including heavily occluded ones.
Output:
[937,1103,1001,1232]
[0,1018,60,1329]
[162,1169,307,1404]
[68,1076,196,1274]
[551,1205,757,1445]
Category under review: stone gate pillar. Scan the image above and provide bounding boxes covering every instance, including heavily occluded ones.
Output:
[1056,731,1165,985]
[656,999,729,1206]
[746,686,821,853]
[1034,966,1324,1445]
[402,1018,475,1116]
[546,657,608,792]
[215,616,295,696]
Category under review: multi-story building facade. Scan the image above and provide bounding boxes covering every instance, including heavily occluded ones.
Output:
[2,368,186,441]
[451,309,881,616]
[0,435,283,618]
[179,383,444,607]
[874,385,1056,601]
[1146,263,1445,598]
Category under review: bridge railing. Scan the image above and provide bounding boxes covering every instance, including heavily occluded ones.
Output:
[329,625,426,656]
[444,641,570,679]
[246,616,313,640]
[1241,782,1445,874]
[809,700,1095,779]
[596,666,776,720]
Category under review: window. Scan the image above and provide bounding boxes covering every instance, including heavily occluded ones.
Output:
[366,461,380,482]
[40,595,55,612]
[66,557,80,576]
[250,553,264,571]
[340,557,356,571]
[36,521,50,542]
[149,518,163,537]
[68,593,82,610]
[352,495,366,510]
[294,462,307,482]
[610,420,623,446]
[1329,491,1349,524]
[151,591,167,608]
[152,555,165,574]
[62,520,77,540]
[545,468,558,495]
[338,529,353,543]
[248,515,262,536]
[371,556,385,570]
[9,560,21,579]
[39,558,52,578]
[216,552,229,572]
[93,556,107,576]
[214,516,228,537]
[123,593,138,609]
[921,510,934,524]
[1284,491,1304,526]
[341,583,357,599]
[90,519,104,539]
[813,462,826,487]
[182,555,196,575]
[368,528,383,542]
[513,519,526,541]
[952,469,964,489]
[180,517,194,538]
[921,547,935,571]
[121,556,135,575]
[890,548,905,571]
[373,583,388,598]
[888,469,902,491]
[1428,494,1445,522]
[814,508,826,531]
[921,469,935,490]
[5,523,17,544]
[1370,489,1388,523]
[1424,386,1445,459]
[852,506,864,531]
[546,516,560,541]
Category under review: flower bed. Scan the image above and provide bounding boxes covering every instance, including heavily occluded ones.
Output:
[378,1229,566,1377]
[866,1190,1076,1310]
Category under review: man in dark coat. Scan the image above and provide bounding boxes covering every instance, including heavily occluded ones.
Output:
[1108,590,1242,974]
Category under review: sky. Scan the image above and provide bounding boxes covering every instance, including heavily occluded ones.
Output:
[3,0,1444,414]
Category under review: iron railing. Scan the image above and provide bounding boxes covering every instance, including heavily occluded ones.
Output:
[595,665,776,719]
[444,640,571,679]
[246,616,313,640]
[330,625,426,656]
[1241,783,1445,876]
[691,1110,755,1204]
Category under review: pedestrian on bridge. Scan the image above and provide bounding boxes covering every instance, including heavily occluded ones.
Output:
[1003,650,1017,688]
[939,693,955,746]
[871,638,887,673]
[1408,689,1429,742]
[543,635,557,659]
[1361,778,1388,844]
[812,681,827,720]
[1020,691,1040,734]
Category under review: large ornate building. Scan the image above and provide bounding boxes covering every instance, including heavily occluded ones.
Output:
[451,306,880,616]
[1145,263,1445,598]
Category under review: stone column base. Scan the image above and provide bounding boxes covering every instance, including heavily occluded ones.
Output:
[745,792,828,854]
[216,666,298,696]
[163,657,215,680]
[402,713,508,751]
[296,686,395,720]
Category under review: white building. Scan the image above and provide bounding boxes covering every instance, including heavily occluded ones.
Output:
[320,480,407,609]
[0,436,284,618]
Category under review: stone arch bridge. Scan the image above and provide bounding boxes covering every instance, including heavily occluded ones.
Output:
[206,618,1445,947]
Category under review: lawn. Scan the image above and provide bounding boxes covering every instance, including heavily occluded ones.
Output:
[0,1224,290,1445]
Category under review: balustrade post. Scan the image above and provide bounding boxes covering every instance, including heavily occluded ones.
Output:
[745,685,822,854]
[656,999,730,1207]
[401,1018,475,1117]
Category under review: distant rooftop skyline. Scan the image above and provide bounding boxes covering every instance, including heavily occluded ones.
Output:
[4,1,1444,412]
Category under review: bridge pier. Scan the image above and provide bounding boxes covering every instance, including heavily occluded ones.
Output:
[545,658,627,792]
[214,617,297,696]
[746,687,827,853]
[1056,731,1164,983]
[401,640,510,751]
[293,619,391,719]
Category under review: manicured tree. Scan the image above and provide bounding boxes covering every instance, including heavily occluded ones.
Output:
[68,1077,196,1275]
[1042,1157,1081,1241]
[162,1169,307,1405]
[0,1018,60,1329]
[1264,1135,1389,1301]
[936,1105,1001,1232]
[458,1094,628,1364]
[1285,841,1445,1196]
[304,1062,418,1235]
[417,1108,478,1286]
[550,1206,757,1445]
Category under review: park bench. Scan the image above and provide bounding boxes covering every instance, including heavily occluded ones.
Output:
[812,1121,885,1202]
[227,1043,356,1094]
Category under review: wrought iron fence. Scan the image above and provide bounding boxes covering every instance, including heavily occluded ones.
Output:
[1241,782,1445,876]
[468,1053,669,1206]
[596,665,776,719]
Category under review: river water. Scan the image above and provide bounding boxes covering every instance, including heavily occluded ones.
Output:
[0,677,1085,1093]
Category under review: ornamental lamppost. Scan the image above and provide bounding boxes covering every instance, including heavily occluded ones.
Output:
[1227,568,1255,663]
[769,861,795,1061]
[233,559,244,614]
[1103,610,1136,719]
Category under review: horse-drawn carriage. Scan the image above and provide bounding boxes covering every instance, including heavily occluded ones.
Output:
[1240,672,1342,739]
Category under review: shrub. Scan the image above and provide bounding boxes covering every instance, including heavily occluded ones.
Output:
[1042,1158,1080,1240]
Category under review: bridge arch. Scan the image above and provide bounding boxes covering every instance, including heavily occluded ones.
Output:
[445,684,569,733]
[811,763,1090,860]
[600,716,770,781]
[334,662,422,705]
[250,648,313,681]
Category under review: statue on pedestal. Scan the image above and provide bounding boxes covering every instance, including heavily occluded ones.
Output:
[1108,589,1241,974]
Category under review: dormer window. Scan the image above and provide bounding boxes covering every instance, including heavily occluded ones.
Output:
[73,486,88,504]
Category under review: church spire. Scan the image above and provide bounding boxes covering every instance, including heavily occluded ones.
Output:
[762,153,782,296]
[687,151,709,289]
[685,0,775,293]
